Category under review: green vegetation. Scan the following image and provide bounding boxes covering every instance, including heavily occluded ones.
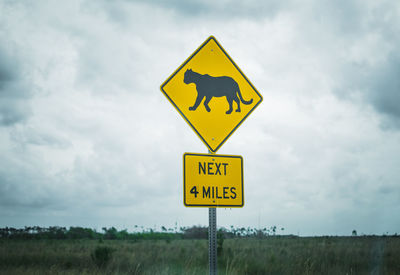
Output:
[0,225,287,241]
[0,227,399,274]
[0,226,183,241]
[91,246,115,268]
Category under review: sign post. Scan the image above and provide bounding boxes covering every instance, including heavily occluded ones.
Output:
[208,149,217,275]
[209,207,217,275]
[183,151,243,274]
[161,35,262,275]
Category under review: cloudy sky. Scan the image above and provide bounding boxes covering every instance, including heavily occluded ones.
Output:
[1,0,399,236]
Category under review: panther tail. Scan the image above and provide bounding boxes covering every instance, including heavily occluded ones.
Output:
[237,87,253,105]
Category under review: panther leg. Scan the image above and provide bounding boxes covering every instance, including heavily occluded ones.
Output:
[234,96,241,112]
[189,95,204,111]
[204,96,212,112]
[226,98,233,114]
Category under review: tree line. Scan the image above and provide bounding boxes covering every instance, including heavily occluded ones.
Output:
[0,225,286,240]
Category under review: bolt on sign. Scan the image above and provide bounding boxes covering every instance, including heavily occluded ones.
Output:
[183,153,243,207]
[160,36,262,153]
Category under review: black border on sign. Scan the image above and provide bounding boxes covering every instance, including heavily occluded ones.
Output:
[160,36,263,153]
[183,152,244,207]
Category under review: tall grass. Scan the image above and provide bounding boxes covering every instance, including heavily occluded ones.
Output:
[0,236,399,274]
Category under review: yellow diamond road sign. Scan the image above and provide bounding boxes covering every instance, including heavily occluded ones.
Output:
[161,36,262,153]
[183,153,243,207]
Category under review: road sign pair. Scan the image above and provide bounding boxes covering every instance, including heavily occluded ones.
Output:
[161,36,262,207]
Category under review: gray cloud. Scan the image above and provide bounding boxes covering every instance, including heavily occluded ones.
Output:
[338,50,400,129]
[0,0,399,235]
[368,53,400,125]
[311,0,400,127]
[0,44,31,126]
[0,155,60,209]
[10,126,71,148]
[127,0,284,19]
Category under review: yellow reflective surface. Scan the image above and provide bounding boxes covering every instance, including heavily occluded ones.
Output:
[161,36,262,152]
[183,153,243,207]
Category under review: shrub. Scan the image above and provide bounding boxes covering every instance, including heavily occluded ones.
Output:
[217,229,224,256]
[91,246,114,268]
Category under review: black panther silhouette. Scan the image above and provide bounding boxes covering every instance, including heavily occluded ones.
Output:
[183,69,253,114]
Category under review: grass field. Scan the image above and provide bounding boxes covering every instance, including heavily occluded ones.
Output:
[1,236,399,274]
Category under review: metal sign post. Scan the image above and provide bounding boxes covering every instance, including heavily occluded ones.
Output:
[161,35,262,275]
[208,149,217,275]
[208,207,217,274]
